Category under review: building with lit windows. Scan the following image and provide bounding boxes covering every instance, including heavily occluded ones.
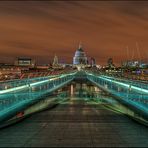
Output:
[122,60,148,68]
[14,57,35,67]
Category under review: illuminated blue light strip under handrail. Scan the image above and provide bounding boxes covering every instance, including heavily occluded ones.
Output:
[0,79,52,94]
[99,76,148,94]
[86,72,148,114]
[0,72,76,95]
[86,73,148,94]
[102,75,148,89]
[0,71,77,91]
[0,79,72,116]
[0,72,76,121]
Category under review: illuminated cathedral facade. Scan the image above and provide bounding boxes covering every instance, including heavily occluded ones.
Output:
[73,43,88,65]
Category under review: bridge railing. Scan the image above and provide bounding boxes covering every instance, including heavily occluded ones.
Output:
[0,72,76,121]
[0,70,76,91]
[85,70,148,90]
[0,70,77,90]
[86,72,148,115]
[0,76,56,91]
[101,75,148,90]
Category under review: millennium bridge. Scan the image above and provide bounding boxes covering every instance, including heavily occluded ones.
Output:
[0,70,148,147]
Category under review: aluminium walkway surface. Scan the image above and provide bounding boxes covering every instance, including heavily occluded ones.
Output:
[0,98,148,147]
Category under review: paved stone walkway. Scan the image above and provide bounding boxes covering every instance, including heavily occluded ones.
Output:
[0,98,148,147]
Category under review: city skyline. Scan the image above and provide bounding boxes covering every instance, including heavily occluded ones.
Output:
[0,1,148,65]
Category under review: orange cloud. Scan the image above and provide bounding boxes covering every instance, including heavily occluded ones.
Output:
[0,1,147,65]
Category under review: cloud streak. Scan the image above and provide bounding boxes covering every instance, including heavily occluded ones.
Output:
[0,1,148,65]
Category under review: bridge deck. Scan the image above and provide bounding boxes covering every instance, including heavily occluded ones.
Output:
[0,98,148,147]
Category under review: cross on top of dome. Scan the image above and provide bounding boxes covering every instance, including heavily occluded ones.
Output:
[77,42,84,52]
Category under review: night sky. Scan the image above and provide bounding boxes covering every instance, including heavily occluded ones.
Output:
[0,1,148,66]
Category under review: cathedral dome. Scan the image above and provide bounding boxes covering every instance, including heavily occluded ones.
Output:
[73,43,88,65]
